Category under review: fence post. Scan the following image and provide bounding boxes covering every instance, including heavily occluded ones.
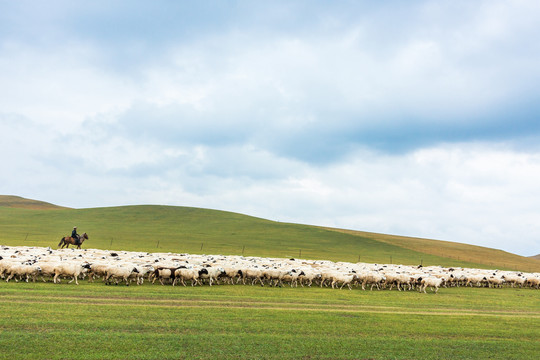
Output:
[242,245,245,256]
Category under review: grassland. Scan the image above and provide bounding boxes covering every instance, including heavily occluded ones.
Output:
[1,196,539,359]
[0,281,538,360]
[1,196,538,272]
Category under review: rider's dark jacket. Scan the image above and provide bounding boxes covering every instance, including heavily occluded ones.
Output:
[72,229,79,239]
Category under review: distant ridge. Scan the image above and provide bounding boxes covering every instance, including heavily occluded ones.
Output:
[0,195,67,210]
[531,254,540,261]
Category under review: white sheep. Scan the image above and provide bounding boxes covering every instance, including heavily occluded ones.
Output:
[330,273,358,290]
[53,262,91,285]
[419,277,443,294]
[173,268,207,286]
[198,266,226,286]
[105,265,139,286]
[357,272,386,291]
[5,264,42,283]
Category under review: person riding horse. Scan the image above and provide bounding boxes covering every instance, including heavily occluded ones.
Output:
[71,226,81,245]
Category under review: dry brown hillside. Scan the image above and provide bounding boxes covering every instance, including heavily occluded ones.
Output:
[531,254,540,261]
[0,195,67,210]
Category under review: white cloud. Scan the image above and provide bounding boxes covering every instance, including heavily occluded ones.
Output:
[2,1,540,257]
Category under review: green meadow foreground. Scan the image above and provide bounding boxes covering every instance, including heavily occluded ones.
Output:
[0,281,538,360]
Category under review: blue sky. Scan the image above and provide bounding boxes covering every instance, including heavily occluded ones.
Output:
[1,1,540,256]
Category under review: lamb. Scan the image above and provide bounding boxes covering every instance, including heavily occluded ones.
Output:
[53,262,91,285]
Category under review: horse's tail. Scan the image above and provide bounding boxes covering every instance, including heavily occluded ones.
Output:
[58,237,64,247]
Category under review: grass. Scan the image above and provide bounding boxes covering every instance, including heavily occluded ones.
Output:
[0,282,538,360]
[1,196,539,359]
[0,202,538,272]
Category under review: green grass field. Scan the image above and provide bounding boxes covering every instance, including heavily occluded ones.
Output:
[1,196,539,359]
[1,197,538,272]
[0,281,538,360]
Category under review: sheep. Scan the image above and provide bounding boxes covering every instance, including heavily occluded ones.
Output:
[419,277,443,294]
[243,268,265,286]
[487,276,505,288]
[53,262,91,285]
[358,272,386,291]
[384,272,415,291]
[221,267,243,285]
[319,269,338,288]
[2,245,538,295]
[105,265,139,286]
[5,264,42,283]
[298,269,321,287]
[330,273,358,290]
[262,268,289,287]
[152,267,180,285]
[526,277,540,289]
[173,268,208,286]
[0,259,21,279]
[198,266,226,286]
[501,273,526,288]
[465,274,488,287]
[132,264,155,285]
[281,269,305,288]
[36,261,61,282]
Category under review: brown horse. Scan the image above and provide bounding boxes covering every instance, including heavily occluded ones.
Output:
[58,233,89,249]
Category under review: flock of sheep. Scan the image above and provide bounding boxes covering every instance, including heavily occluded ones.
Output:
[1,245,539,293]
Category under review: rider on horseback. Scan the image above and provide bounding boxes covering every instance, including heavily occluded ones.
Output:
[71,226,80,245]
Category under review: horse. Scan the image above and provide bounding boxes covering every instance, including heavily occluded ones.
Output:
[58,233,89,249]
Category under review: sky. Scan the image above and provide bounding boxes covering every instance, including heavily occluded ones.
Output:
[1,0,539,256]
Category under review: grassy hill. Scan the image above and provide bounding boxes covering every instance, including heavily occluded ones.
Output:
[0,195,68,210]
[1,195,538,272]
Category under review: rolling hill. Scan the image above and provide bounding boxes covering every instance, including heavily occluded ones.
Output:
[1,195,538,272]
[0,195,68,210]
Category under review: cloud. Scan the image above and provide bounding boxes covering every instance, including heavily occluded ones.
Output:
[1,1,540,256]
